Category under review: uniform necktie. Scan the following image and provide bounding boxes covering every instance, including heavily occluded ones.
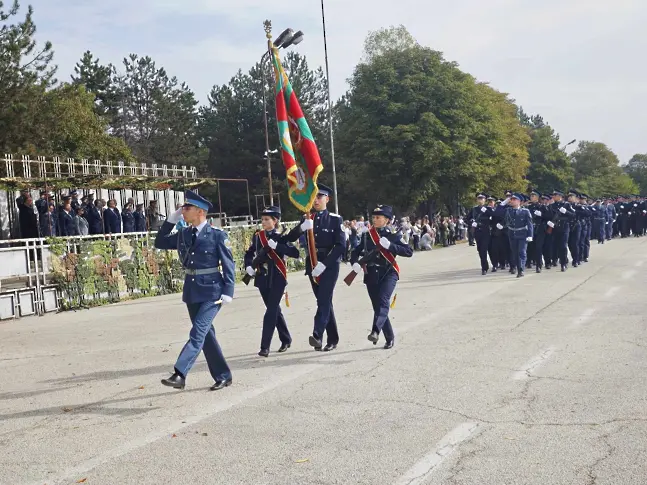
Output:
[191,227,198,245]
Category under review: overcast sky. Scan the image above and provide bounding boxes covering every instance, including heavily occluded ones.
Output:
[28,0,647,163]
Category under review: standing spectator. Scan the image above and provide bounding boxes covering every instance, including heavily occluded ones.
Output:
[439,218,448,247]
[86,199,104,235]
[122,202,136,233]
[146,200,163,231]
[35,190,50,216]
[70,190,81,212]
[134,203,147,232]
[411,219,422,250]
[40,203,58,237]
[17,193,39,238]
[103,199,122,234]
[75,207,89,236]
[60,202,79,236]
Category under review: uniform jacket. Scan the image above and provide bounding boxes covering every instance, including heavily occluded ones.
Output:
[281,209,346,275]
[86,205,104,234]
[122,209,135,232]
[548,201,575,230]
[39,212,58,237]
[155,221,235,304]
[527,202,550,226]
[464,205,493,233]
[244,229,299,290]
[59,210,79,237]
[134,211,147,232]
[350,226,413,284]
[103,207,121,234]
[494,205,534,240]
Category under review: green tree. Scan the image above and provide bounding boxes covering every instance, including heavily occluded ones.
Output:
[334,26,529,216]
[0,0,56,151]
[571,141,638,196]
[624,153,647,194]
[71,50,119,122]
[526,125,574,191]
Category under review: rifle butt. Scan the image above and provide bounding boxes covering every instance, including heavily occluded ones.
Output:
[343,271,357,286]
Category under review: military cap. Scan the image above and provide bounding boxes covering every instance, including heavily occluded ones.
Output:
[476,193,487,199]
[317,184,333,197]
[261,205,281,219]
[487,195,496,201]
[552,190,564,196]
[183,189,213,212]
[372,204,393,219]
[510,192,522,200]
[530,189,541,197]
[541,193,551,200]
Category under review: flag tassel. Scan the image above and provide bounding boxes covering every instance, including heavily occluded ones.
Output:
[390,293,397,309]
[284,291,290,308]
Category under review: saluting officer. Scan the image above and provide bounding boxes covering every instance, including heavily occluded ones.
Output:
[464,193,494,275]
[281,184,346,352]
[155,190,235,391]
[496,193,534,277]
[244,206,299,357]
[350,205,413,349]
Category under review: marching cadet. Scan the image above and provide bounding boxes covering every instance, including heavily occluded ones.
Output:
[527,190,549,273]
[540,193,554,269]
[594,199,607,244]
[281,184,346,352]
[350,205,413,349]
[605,198,615,241]
[155,190,235,391]
[464,193,494,275]
[244,206,299,357]
[567,190,583,268]
[579,193,592,262]
[548,190,575,272]
[495,193,533,277]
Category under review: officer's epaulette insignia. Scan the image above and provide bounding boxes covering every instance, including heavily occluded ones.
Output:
[329,212,341,218]
[213,226,222,231]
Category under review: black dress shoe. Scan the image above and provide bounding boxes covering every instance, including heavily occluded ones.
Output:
[481,269,487,275]
[583,258,588,262]
[309,335,323,349]
[561,265,566,272]
[367,332,379,344]
[536,267,542,273]
[516,271,524,278]
[323,343,337,352]
[161,373,185,389]
[491,267,497,273]
[384,340,394,349]
[258,348,269,357]
[277,343,291,353]
[210,378,232,391]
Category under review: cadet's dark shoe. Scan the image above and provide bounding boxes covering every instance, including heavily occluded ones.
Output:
[491,267,497,273]
[309,335,323,349]
[481,269,487,275]
[517,271,524,278]
[161,373,185,390]
[258,348,270,357]
[561,265,567,272]
[210,378,232,391]
[583,258,589,263]
[323,343,337,352]
[384,340,394,350]
[509,267,515,274]
[368,332,379,344]
[277,343,291,353]
[536,267,542,273]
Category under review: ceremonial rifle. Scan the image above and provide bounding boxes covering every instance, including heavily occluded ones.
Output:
[343,248,379,286]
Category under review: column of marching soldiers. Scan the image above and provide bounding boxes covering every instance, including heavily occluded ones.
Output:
[463,189,646,278]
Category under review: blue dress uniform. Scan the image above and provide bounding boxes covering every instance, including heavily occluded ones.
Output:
[39,207,58,237]
[548,190,575,271]
[244,206,300,356]
[281,184,346,351]
[594,200,607,243]
[567,190,583,267]
[350,205,413,349]
[155,190,235,390]
[605,201,615,240]
[134,205,147,232]
[122,208,135,232]
[103,207,121,234]
[464,194,494,275]
[494,193,533,277]
[86,203,104,235]
[578,194,592,261]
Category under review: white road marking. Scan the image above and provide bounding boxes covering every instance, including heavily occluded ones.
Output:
[604,286,620,298]
[25,364,322,485]
[512,347,555,380]
[393,422,481,485]
[622,269,637,280]
[635,260,644,268]
[570,308,596,329]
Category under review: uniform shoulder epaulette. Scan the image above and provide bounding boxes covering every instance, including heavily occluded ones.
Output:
[329,212,341,218]
[213,226,223,231]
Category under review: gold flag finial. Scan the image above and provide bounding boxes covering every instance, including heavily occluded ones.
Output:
[263,20,272,40]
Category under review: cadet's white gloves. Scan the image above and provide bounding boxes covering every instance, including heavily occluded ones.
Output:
[311,262,326,277]
[167,208,183,224]
[300,219,314,231]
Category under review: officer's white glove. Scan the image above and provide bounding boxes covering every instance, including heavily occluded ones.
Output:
[526,237,533,242]
[379,236,391,249]
[496,223,503,230]
[643,210,646,214]
[311,262,326,277]
[559,207,567,214]
[245,266,255,276]
[480,206,487,213]
[352,262,362,274]
[501,197,510,206]
[166,208,183,224]
[548,221,555,228]
[300,218,314,231]
[628,212,632,215]
[621,205,625,209]
[221,295,233,305]
[268,239,278,249]
[634,204,638,207]
[534,210,542,217]
[471,222,478,228]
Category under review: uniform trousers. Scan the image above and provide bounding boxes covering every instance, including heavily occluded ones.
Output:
[533,229,546,268]
[568,223,581,264]
[366,271,397,342]
[475,231,490,271]
[508,237,528,271]
[553,227,570,266]
[258,281,291,351]
[175,301,231,381]
[309,263,340,345]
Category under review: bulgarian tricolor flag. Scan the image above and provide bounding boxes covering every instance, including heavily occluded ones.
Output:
[269,45,323,213]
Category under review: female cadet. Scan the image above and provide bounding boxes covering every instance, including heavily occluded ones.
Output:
[244,206,300,357]
[350,205,413,349]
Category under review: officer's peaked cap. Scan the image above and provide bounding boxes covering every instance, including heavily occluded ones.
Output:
[372,204,393,219]
[317,184,332,197]
[261,205,281,219]
[184,189,213,212]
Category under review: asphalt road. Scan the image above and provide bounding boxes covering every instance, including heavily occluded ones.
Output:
[1,237,646,485]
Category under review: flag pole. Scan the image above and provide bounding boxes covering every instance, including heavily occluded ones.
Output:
[320,0,339,214]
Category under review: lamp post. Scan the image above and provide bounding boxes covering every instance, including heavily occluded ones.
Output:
[560,139,577,151]
[320,0,339,213]
[260,21,304,206]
